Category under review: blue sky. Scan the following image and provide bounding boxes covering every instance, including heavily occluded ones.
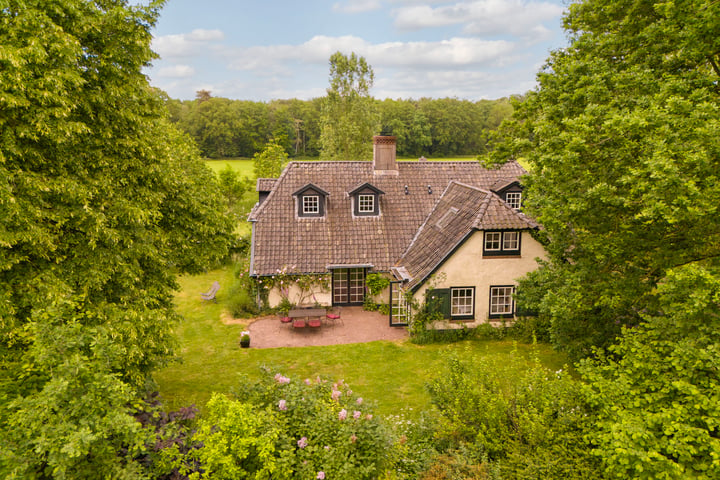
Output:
[147,0,570,101]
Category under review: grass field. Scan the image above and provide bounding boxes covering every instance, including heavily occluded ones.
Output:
[205,158,254,177]
[155,267,569,417]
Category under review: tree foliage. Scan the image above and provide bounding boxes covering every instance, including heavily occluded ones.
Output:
[427,353,602,479]
[253,138,289,179]
[492,0,720,357]
[166,95,514,160]
[0,0,234,476]
[319,51,380,160]
[580,264,720,479]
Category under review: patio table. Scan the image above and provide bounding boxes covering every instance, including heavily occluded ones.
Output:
[288,308,327,328]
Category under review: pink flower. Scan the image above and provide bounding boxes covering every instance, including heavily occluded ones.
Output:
[331,389,341,401]
[338,409,347,421]
[305,378,312,385]
[353,410,361,419]
[356,397,363,405]
[365,414,373,420]
[350,434,357,443]
[274,373,290,384]
[297,437,308,448]
[317,472,325,479]
[278,399,287,411]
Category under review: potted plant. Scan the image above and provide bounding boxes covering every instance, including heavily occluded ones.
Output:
[239,331,251,348]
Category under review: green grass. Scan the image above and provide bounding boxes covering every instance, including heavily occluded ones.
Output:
[205,158,254,177]
[156,266,569,417]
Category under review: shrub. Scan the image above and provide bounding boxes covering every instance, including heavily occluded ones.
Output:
[231,370,393,479]
[426,352,602,479]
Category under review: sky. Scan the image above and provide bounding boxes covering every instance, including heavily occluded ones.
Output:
[146,0,571,102]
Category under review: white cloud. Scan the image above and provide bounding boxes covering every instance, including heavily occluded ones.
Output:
[224,35,514,73]
[375,66,538,100]
[332,0,383,13]
[153,29,225,58]
[156,64,196,78]
[393,0,564,40]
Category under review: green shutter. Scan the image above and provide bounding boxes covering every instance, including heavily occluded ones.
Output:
[428,288,451,319]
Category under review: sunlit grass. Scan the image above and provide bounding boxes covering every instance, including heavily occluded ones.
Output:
[156,267,569,417]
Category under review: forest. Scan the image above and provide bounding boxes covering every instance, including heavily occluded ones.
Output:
[1,0,719,479]
[165,94,516,159]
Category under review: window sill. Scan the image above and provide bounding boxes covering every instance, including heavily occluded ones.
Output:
[482,254,521,259]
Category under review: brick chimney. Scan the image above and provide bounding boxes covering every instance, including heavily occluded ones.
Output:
[372,135,398,175]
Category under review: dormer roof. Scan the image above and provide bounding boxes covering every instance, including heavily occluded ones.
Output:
[348,182,385,196]
[292,183,330,197]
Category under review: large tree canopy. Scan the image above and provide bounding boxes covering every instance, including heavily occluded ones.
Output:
[319,51,380,160]
[493,0,720,358]
[0,0,233,477]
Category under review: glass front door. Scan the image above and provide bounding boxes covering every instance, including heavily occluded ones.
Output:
[332,268,365,305]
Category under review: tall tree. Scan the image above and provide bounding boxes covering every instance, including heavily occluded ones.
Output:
[253,138,289,179]
[492,0,720,358]
[319,51,379,160]
[0,0,234,477]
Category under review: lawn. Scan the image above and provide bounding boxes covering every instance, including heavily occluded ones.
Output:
[155,267,569,417]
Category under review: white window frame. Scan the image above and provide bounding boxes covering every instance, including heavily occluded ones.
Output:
[506,192,522,210]
[489,286,515,317]
[503,231,520,251]
[484,231,502,251]
[451,287,474,318]
[302,195,319,215]
[358,194,375,213]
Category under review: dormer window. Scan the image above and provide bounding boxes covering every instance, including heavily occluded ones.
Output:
[303,195,320,215]
[505,192,522,210]
[358,194,375,213]
[349,183,384,217]
[293,184,329,218]
[491,180,523,211]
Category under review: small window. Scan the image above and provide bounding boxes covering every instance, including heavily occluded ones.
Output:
[358,194,374,213]
[506,192,522,210]
[484,232,502,251]
[484,231,521,256]
[303,195,319,215]
[503,231,519,250]
[451,287,474,318]
[490,286,515,317]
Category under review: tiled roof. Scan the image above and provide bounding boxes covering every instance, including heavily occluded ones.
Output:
[396,181,538,289]
[256,178,277,191]
[249,160,526,276]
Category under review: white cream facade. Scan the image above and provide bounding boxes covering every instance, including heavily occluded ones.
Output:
[413,230,546,327]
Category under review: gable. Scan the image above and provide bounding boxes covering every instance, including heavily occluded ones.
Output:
[395,182,539,290]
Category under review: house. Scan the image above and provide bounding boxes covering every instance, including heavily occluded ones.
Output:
[248,136,545,326]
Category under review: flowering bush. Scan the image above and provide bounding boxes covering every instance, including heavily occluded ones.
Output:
[259,265,331,309]
[232,370,392,479]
